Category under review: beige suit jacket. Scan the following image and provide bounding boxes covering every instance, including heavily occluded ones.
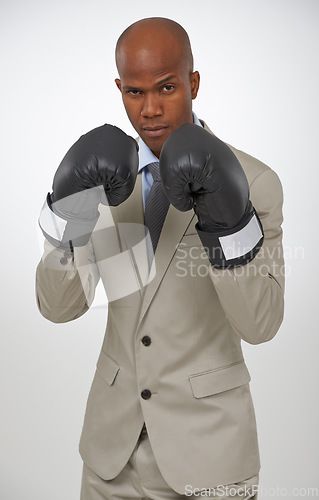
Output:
[36,121,284,494]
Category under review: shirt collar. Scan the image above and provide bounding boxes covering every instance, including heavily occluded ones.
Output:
[138,112,203,172]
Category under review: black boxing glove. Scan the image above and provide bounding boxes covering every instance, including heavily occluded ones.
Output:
[159,123,263,268]
[39,124,138,250]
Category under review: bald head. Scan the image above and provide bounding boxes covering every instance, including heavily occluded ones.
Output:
[115,17,194,75]
[114,17,200,157]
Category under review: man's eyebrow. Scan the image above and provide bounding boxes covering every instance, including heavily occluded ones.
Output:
[122,75,177,91]
[122,85,139,91]
[156,74,177,85]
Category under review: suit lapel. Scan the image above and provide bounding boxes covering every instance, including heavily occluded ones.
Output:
[136,202,195,328]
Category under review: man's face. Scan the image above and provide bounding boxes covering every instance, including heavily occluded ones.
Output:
[115,35,199,158]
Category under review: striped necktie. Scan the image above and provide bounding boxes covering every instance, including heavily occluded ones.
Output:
[144,162,170,255]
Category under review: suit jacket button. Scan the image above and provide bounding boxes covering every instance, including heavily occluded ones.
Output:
[141,389,152,400]
[141,336,151,346]
[59,257,68,265]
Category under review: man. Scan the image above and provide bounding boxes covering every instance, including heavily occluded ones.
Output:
[36,17,284,500]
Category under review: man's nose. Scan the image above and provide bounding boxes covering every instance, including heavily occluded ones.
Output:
[141,93,162,117]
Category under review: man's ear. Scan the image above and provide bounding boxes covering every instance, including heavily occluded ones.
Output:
[115,78,122,92]
[190,71,200,100]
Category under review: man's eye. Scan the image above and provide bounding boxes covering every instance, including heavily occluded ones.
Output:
[162,84,174,92]
[127,89,140,95]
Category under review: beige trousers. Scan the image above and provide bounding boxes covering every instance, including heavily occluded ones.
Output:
[80,426,259,500]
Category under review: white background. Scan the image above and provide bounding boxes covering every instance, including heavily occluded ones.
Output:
[1,0,318,498]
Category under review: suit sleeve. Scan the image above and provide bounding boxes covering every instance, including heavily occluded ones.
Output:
[35,237,100,323]
[208,168,284,344]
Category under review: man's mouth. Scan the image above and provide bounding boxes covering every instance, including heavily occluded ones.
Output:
[142,126,168,138]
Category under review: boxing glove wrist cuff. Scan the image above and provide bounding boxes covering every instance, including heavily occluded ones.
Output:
[38,193,99,250]
[195,209,264,269]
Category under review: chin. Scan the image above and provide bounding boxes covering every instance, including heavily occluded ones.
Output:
[143,137,165,155]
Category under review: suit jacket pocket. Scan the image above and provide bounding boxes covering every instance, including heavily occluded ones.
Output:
[189,360,250,398]
[96,350,120,386]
